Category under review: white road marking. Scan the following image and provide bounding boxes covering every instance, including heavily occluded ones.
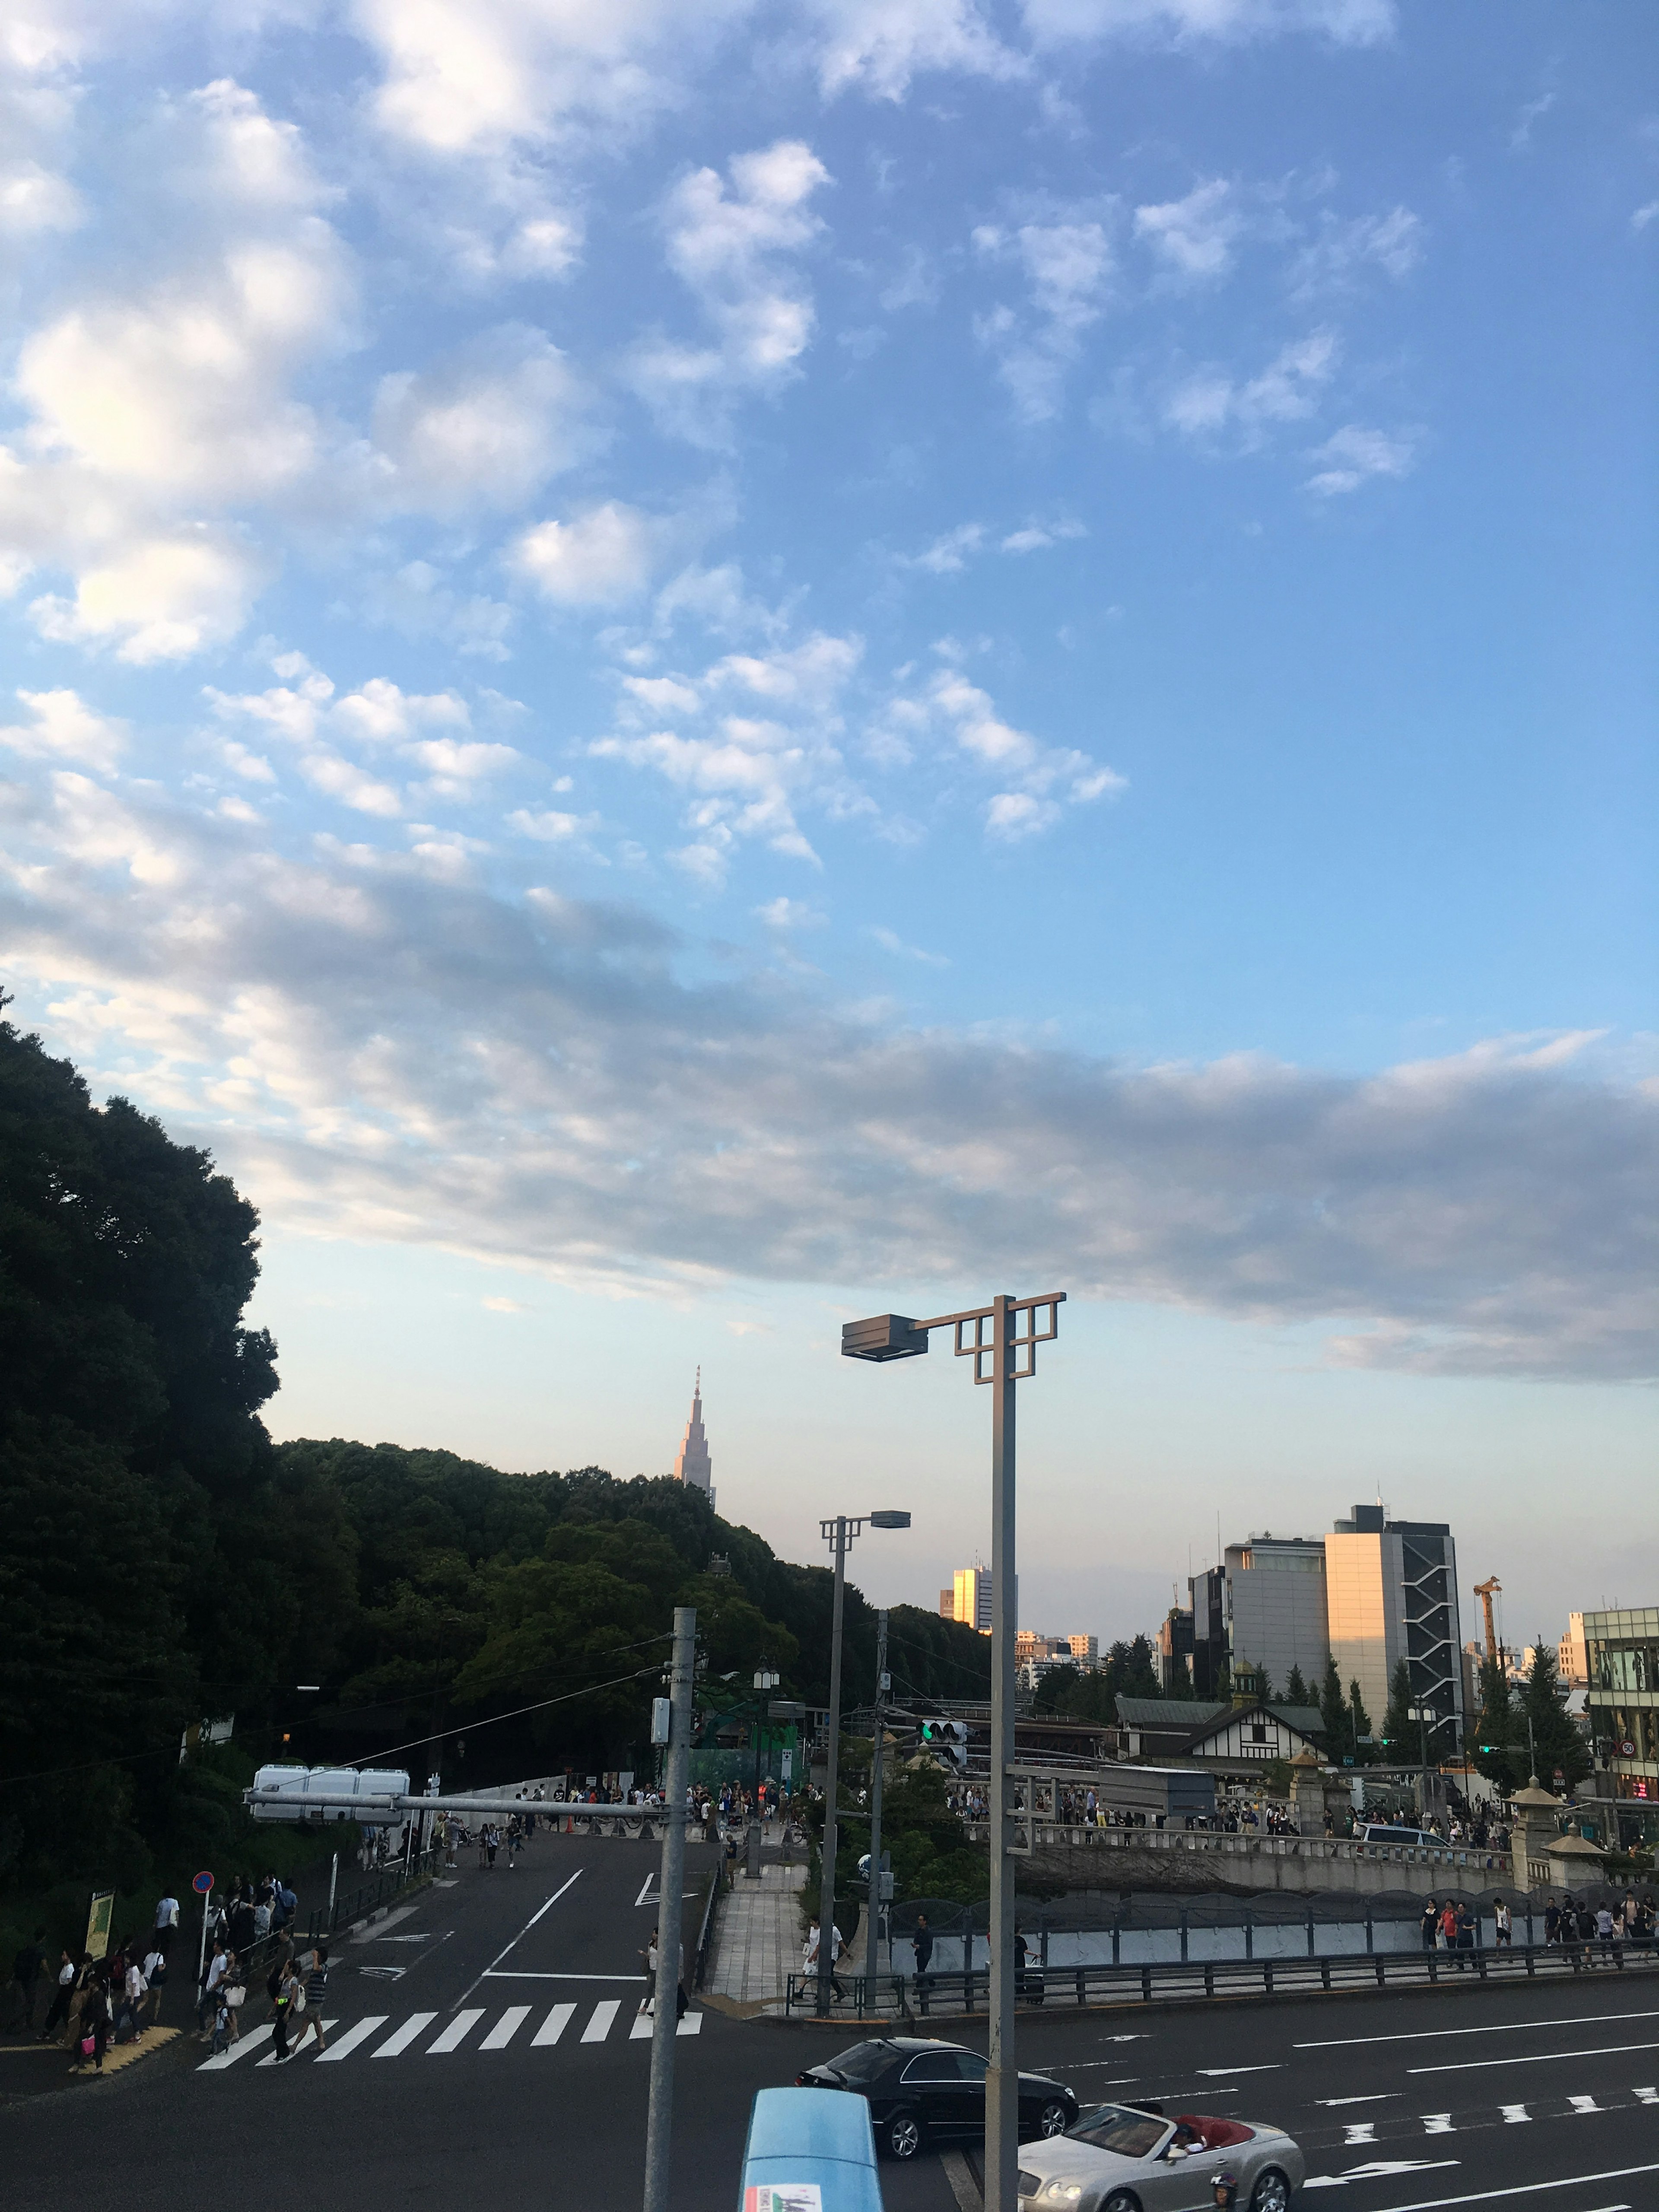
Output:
[1318,2096,1399,2107]
[630,2009,655,2039]
[1197,2065,1279,2076]
[1634,2088,1658,2105]
[373,2011,436,2057]
[678,2012,702,2037]
[1357,2164,1659,2212]
[634,1874,657,1908]
[1423,2115,1455,2134]
[582,1999,620,2043]
[1343,2124,1378,2145]
[532,2004,577,2047]
[1410,2040,1659,2076]
[315,2017,388,2063]
[453,1869,585,2007]
[1305,2163,1459,2191]
[428,2008,484,2053]
[1499,2106,1530,2124]
[481,2006,531,2049]
[199,2024,275,2070]
[482,1970,648,1981]
[1297,2011,1659,2052]
[256,2020,338,2065]
[1569,2095,1602,2114]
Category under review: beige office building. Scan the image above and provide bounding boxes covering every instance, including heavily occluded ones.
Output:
[1325,1504,1464,1748]
[943,1566,994,1634]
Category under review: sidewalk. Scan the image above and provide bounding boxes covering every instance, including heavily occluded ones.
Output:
[703,1862,807,2007]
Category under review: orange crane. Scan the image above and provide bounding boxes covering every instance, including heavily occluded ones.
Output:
[1473,1576,1503,1665]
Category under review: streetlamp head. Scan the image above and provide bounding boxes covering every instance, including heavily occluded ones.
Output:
[869,1510,911,1530]
[842,1314,929,1362]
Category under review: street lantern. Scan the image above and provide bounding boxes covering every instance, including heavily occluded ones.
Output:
[815,1510,912,2020]
[842,1290,1065,2212]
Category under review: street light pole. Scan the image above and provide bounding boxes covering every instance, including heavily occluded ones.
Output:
[842,1291,1065,2212]
[864,1609,889,2004]
[643,1604,696,2212]
[813,1513,912,2018]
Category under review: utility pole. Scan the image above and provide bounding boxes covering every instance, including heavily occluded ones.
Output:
[643,1605,696,2212]
[986,1293,1018,2212]
[817,1518,850,2015]
[864,1609,889,2005]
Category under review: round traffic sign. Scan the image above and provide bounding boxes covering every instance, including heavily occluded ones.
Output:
[1621,1741,1637,1757]
[193,1869,214,1894]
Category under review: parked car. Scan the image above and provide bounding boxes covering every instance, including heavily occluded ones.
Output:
[1015,2100,1304,2210]
[1357,1822,1437,1849]
[796,2036,1078,2161]
[739,2085,884,2212]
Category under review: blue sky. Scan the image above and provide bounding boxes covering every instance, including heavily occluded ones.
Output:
[2,0,1654,1647]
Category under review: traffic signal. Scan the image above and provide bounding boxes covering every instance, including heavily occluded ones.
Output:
[918,1718,968,1770]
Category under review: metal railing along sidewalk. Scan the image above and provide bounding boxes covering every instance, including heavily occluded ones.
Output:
[782,1938,1659,2019]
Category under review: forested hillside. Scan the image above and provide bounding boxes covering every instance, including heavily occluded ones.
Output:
[0,1013,988,1945]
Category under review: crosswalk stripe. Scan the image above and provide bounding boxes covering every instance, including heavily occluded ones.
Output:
[582,1999,620,2043]
[199,2023,274,2070]
[1636,2089,1659,2106]
[374,2011,437,2058]
[677,2013,702,2037]
[1423,2115,1455,2134]
[1343,2125,1377,2145]
[316,2016,388,2063]
[257,2020,338,2066]
[481,2006,531,2050]
[429,2009,485,2053]
[532,2004,577,2047]
[1500,2106,1530,2123]
[630,2009,654,2040]
[1569,2095,1601,2114]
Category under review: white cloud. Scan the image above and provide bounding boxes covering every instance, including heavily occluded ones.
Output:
[804,0,1020,99]
[878,661,1125,837]
[1510,90,1556,153]
[509,804,599,840]
[1631,200,1659,233]
[2,789,1646,1380]
[1288,204,1421,293]
[756,895,825,928]
[1134,178,1240,281]
[1305,421,1419,495]
[629,140,833,443]
[0,688,127,773]
[30,534,264,663]
[909,523,986,573]
[974,212,1114,422]
[868,923,948,966]
[1021,0,1395,48]
[0,160,82,238]
[1001,519,1087,553]
[370,326,587,516]
[1164,328,1338,444]
[512,501,665,606]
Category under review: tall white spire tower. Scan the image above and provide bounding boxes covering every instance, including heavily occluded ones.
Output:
[673,1367,714,1510]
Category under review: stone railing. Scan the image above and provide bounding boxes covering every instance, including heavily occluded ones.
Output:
[963,1820,1510,1895]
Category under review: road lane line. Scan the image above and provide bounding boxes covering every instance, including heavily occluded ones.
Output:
[481,1970,648,1981]
[1634,2088,1657,2104]
[1410,2041,1659,2076]
[1356,2166,1659,2212]
[481,2006,532,2049]
[1318,2097,1399,2107]
[428,2008,484,2053]
[532,2004,577,2047]
[582,1999,620,2042]
[453,1868,586,2008]
[1296,2011,1659,2052]
[1499,2106,1530,2124]
[374,2011,437,2057]
[1343,2125,1378,2145]
[315,2016,388,2063]
[1197,2065,1279,2077]
[199,2023,275,2070]
[1423,2116,1454,2134]
[1569,2096,1602,2114]
[1305,2162,1459,2192]
[634,1874,657,1908]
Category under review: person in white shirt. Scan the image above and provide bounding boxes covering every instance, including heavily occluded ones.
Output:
[199,1940,230,2037]
[114,1958,148,2042]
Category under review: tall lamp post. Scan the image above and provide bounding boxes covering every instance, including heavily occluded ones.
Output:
[843,1292,1065,2212]
[817,1510,911,2018]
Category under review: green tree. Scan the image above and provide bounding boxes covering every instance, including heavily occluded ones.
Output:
[1283,1663,1310,1709]
[1348,1678,1375,1763]
[1381,1657,1414,1761]
[1318,1654,1351,1760]
[1521,1640,1589,1791]
[1470,1654,1524,1789]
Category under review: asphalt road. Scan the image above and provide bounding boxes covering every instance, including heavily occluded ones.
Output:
[4,1835,1657,2212]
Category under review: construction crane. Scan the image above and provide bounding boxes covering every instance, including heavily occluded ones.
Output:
[1473,1576,1503,1665]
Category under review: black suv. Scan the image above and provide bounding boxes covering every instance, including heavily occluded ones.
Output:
[797,2036,1078,2160]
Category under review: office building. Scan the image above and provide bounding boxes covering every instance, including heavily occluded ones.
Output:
[1067,1634,1099,1664]
[1157,1605,1194,1693]
[672,1368,714,1509]
[944,1566,994,1634]
[1189,1567,1227,1697]
[1582,1607,1659,1830]
[1223,1535,1329,1698]
[1325,1504,1464,1747]
[1559,1613,1589,1688]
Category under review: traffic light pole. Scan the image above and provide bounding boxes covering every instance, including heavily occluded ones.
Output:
[864,1609,888,2003]
[643,1605,696,2212]
[817,1517,849,2016]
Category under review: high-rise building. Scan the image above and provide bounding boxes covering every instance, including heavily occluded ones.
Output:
[1067,1634,1099,1664]
[1157,1605,1194,1692]
[1325,1504,1463,1745]
[947,1566,994,1634]
[672,1368,714,1510]
[1582,1607,1658,1831]
[1559,1613,1589,1688]
[1189,1567,1227,1696]
[1224,1535,1329,1699]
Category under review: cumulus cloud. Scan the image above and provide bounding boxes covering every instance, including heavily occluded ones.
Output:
[628,140,833,443]
[1305,421,1419,494]
[370,326,588,515]
[1287,204,1421,294]
[874,660,1124,836]
[512,501,666,606]
[30,534,266,664]
[1134,178,1241,281]
[1164,328,1338,445]
[0,689,127,773]
[1,788,1647,1379]
[803,0,1021,99]
[973,210,1114,422]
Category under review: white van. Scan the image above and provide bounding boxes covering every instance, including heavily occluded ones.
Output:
[1357,1821,1437,1848]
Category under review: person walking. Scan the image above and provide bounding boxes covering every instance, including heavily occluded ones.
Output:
[912,1912,933,1999]
[141,1937,168,2026]
[73,1976,111,2074]
[199,1939,230,2037]
[285,1946,330,2058]
[640,1927,659,2017]
[153,1891,181,1961]
[40,1950,77,2044]
[805,1917,845,2002]
[1420,1898,1438,1951]
[485,1824,500,1871]
[1494,1897,1513,1948]
[270,1957,298,2061]
[112,1953,149,2041]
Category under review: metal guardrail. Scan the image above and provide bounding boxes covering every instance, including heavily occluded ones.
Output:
[782,1939,1659,2019]
[305,1846,441,1945]
[963,1821,1513,1878]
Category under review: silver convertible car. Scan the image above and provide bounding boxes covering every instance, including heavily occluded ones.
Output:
[1017,2101,1303,2212]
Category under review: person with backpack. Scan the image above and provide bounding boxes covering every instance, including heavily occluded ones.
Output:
[269,1958,298,2062]
[141,1939,168,2025]
[284,1944,329,2058]
[73,1977,111,2073]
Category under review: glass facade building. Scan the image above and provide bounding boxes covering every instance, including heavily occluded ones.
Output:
[1325,1505,1464,1751]
[1584,1606,1659,1834]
